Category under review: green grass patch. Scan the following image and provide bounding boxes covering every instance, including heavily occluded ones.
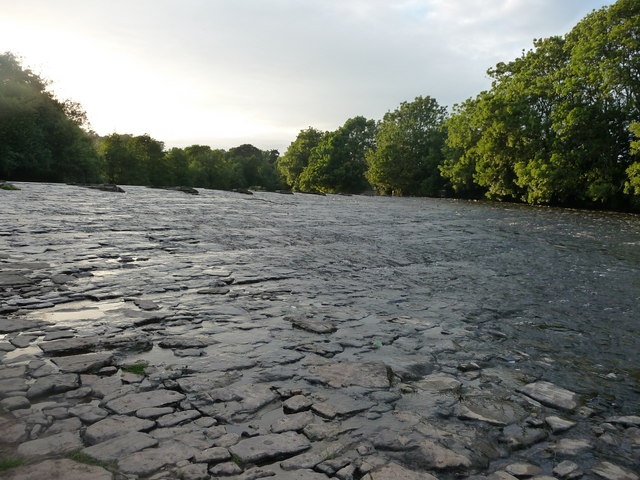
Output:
[0,458,23,471]
[0,184,20,191]
[67,450,114,469]
[121,362,148,375]
[230,454,244,467]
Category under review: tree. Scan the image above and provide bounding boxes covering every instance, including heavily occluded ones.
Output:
[227,144,282,190]
[184,145,233,189]
[366,96,447,196]
[277,127,325,190]
[0,52,101,182]
[440,0,640,209]
[299,116,377,193]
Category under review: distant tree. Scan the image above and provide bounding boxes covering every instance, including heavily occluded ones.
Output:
[277,127,325,190]
[366,96,447,196]
[165,147,190,186]
[299,116,376,193]
[184,145,233,189]
[624,122,640,196]
[227,144,282,190]
[0,52,101,182]
[129,134,166,186]
[440,0,640,209]
[97,133,162,185]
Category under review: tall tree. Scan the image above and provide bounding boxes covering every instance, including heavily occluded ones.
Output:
[0,52,100,182]
[277,127,325,190]
[366,96,447,196]
[299,116,376,193]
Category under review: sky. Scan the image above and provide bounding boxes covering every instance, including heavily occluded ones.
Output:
[1,0,615,152]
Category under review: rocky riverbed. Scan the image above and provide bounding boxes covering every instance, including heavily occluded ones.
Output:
[0,182,638,480]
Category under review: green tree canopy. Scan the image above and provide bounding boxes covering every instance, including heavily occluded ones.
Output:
[299,116,377,194]
[277,127,325,190]
[440,0,640,209]
[366,96,447,196]
[0,52,100,182]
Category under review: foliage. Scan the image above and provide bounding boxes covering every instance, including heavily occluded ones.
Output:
[298,116,377,193]
[67,450,115,469]
[0,52,101,183]
[121,362,148,375]
[277,127,326,190]
[441,0,640,209]
[0,458,23,471]
[366,96,447,196]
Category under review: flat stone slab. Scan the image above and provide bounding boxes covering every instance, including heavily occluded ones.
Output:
[195,383,277,422]
[283,394,313,413]
[51,352,114,373]
[26,373,80,399]
[0,273,34,286]
[156,409,201,427]
[0,458,112,480]
[17,431,83,457]
[365,463,439,480]
[311,393,374,418]
[308,362,390,389]
[118,441,199,475]
[517,381,577,411]
[104,389,185,414]
[592,461,639,480]
[415,374,461,391]
[605,415,640,427]
[40,335,152,356]
[82,431,158,462]
[287,315,337,334]
[229,431,311,464]
[85,414,156,444]
[271,411,315,433]
[414,439,473,470]
[0,376,28,395]
[545,415,576,433]
[455,397,525,426]
[0,317,46,333]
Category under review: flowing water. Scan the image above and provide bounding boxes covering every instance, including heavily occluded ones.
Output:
[1,182,639,476]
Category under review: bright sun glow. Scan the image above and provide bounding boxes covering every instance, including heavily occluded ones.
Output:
[0,17,274,148]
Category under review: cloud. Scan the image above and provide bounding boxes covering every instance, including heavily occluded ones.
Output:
[0,0,613,150]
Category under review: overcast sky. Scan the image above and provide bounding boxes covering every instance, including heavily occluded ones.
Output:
[1,0,614,152]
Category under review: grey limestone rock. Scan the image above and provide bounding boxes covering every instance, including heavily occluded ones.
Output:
[193,446,231,463]
[591,461,638,480]
[85,414,156,444]
[52,352,113,373]
[82,431,158,462]
[307,362,390,389]
[283,394,313,413]
[271,411,315,433]
[0,458,112,480]
[545,415,576,433]
[26,373,79,399]
[117,441,198,476]
[0,395,30,410]
[209,461,243,475]
[17,431,83,457]
[364,463,439,480]
[103,389,185,414]
[505,462,542,478]
[517,381,577,411]
[156,409,201,427]
[229,431,311,464]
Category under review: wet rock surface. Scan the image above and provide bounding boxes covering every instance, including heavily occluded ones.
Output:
[0,182,639,479]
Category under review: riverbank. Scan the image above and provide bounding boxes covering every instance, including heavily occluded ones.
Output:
[1,183,638,479]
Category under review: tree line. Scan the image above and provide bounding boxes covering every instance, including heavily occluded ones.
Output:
[1,0,638,210]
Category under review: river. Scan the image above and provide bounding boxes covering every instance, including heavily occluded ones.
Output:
[1,182,638,478]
